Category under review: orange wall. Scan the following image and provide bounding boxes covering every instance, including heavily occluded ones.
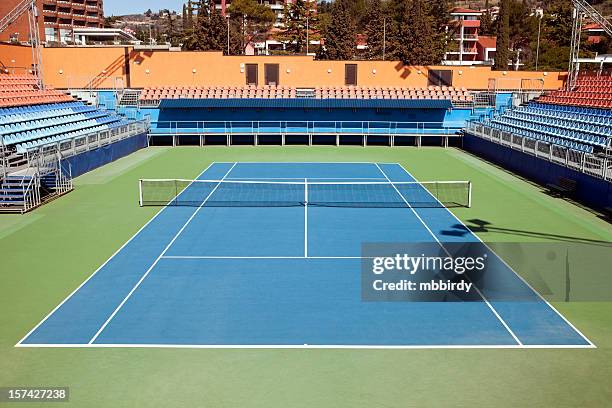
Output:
[0,43,35,73]
[0,44,566,90]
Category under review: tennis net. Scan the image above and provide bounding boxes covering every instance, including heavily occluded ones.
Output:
[139,179,472,208]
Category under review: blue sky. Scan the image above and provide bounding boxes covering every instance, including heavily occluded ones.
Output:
[104,0,184,16]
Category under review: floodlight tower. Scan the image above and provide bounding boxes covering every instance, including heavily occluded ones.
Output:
[567,0,612,90]
[0,0,44,88]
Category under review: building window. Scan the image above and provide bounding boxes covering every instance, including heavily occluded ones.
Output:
[264,64,279,86]
[245,64,258,86]
[45,28,57,43]
[428,69,453,87]
[59,29,71,44]
[345,64,357,86]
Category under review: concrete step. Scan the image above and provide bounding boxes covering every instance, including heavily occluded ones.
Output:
[0,192,25,198]
[0,197,25,203]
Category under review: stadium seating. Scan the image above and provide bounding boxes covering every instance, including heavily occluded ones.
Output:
[0,73,133,154]
[139,85,473,104]
[0,101,132,154]
[0,74,73,108]
[537,73,612,109]
[479,102,612,154]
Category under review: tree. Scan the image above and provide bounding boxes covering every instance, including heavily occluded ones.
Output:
[508,0,537,69]
[228,0,275,54]
[430,0,451,64]
[187,1,194,30]
[163,12,181,47]
[480,0,494,36]
[363,0,385,59]
[317,0,356,60]
[389,0,438,65]
[495,0,510,70]
[207,5,228,50]
[183,0,228,51]
[104,16,120,29]
[527,0,573,71]
[276,0,317,54]
[543,0,573,47]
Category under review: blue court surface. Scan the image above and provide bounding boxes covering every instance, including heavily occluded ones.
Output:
[17,162,593,348]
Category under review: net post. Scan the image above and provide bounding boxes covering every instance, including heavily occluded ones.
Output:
[138,179,143,207]
[175,179,178,206]
[468,181,472,208]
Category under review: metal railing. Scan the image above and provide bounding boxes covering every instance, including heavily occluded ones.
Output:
[22,174,40,213]
[0,0,32,34]
[55,159,73,195]
[466,121,612,181]
[149,121,463,136]
[23,119,149,159]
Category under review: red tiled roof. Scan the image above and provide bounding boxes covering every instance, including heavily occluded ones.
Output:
[478,35,497,49]
[583,23,603,30]
[451,7,482,14]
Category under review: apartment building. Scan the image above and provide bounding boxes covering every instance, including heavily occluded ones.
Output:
[443,7,496,66]
[0,0,104,44]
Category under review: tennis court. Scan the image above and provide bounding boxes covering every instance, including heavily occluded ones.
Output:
[17,162,593,348]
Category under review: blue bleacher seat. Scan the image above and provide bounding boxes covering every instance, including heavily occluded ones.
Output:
[0,101,128,153]
[480,101,612,153]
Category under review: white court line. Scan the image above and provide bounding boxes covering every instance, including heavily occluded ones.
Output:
[19,162,593,349]
[374,163,523,346]
[15,162,217,347]
[87,162,238,345]
[214,162,397,164]
[15,343,595,349]
[304,178,308,257]
[161,256,372,259]
[225,177,387,180]
[395,163,596,348]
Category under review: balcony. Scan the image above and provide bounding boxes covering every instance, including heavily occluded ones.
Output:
[460,20,481,28]
[453,33,478,41]
[446,48,478,55]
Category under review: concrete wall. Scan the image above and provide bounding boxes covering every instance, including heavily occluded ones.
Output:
[0,44,566,90]
[463,133,612,212]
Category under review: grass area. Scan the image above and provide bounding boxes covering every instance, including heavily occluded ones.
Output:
[1,146,611,407]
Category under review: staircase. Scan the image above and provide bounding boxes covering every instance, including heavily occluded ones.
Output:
[473,92,495,108]
[118,90,141,107]
[0,174,39,213]
[0,151,74,214]
[69,90,97,106]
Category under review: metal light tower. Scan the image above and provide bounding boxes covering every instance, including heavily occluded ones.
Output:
[567,0,612,90]
[0,0,44,88]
